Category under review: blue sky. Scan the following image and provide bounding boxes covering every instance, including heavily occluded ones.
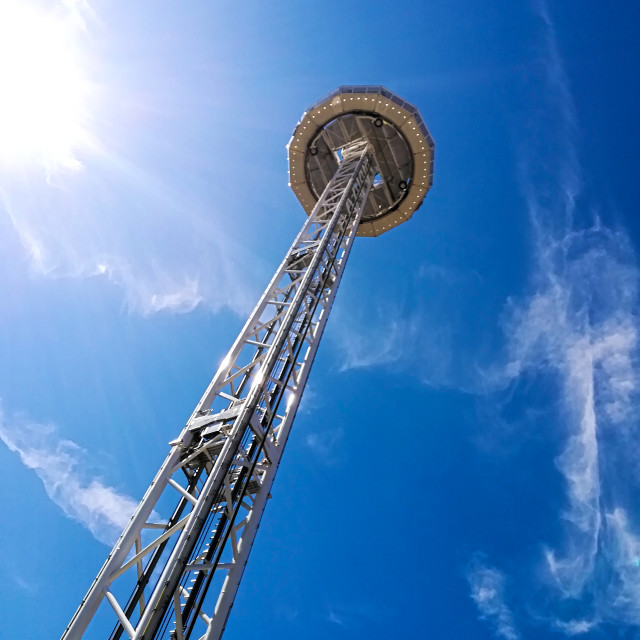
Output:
[1,1,640,638]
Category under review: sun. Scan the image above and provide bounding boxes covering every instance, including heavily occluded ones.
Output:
[0,1,89,170]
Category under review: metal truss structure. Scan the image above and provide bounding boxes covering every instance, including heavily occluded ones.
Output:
[61,140,376,640]
[61,85,434,640]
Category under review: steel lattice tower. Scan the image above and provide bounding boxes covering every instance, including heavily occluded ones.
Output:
[61,86,434,640]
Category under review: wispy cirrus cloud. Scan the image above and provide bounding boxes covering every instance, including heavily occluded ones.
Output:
[304,427,344,465]
[473,1,640,636]
[467,557,520,640]
[327,2,640,637]
[331,264,484,391]
[332,304,405,372]
[552,618,596,636]
[0,405,139,546]
[94,258,205,316]
[0,148,258,317]
[323,601,383,630]
[0,0,258,317]
[501,219,640,629]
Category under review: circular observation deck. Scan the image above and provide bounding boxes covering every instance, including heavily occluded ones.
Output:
[288,85,435,237]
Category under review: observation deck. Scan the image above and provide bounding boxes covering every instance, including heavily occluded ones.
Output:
[288,85,435,237]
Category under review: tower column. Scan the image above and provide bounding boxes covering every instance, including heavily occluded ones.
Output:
[61,84,434,640]
[62,141,375,640]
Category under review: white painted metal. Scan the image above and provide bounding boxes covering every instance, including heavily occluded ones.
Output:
[61,139,375,640]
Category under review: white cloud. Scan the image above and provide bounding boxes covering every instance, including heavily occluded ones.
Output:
[14,576,38,595]
[331,265,478,390]
[553,618,596,635]
[0,0,258,318]
[327,608,347,627]
[330,5,640,637]
[0,165,257,317]
[99,260,205,315]
[0,405,139,546]
[481,1,640,635]
[147,283,202,314]
[305,427,344,465]
[323,602,382,630]
[598,508,640,625]
[297,384,319,414]
[467,558,520,640]
[332,304,404,372]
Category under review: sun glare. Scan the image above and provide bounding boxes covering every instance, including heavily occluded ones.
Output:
[0,2,88,170]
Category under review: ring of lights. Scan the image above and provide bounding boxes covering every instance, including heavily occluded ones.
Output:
[288,85,435,237]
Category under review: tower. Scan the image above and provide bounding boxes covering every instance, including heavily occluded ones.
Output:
[61,85,434,640]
